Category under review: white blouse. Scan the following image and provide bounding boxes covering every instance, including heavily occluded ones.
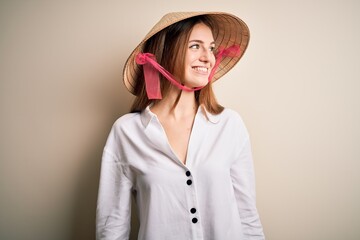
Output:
[96,106,265,240]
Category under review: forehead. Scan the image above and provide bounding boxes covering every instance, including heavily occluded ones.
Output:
[189,23,214,42]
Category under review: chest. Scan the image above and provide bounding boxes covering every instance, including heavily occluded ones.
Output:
[123,121,238,189]
[161,119,194,164]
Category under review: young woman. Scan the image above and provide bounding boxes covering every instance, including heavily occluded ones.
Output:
[96,12,265,240]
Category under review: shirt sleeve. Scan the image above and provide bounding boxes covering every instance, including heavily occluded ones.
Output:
[231,135,265,239]
[96,147,133,240]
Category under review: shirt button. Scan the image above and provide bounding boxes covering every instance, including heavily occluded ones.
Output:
[190,208,196,214]
[185,171,191,177]
[192,217,198,223]
[186,179,192,185]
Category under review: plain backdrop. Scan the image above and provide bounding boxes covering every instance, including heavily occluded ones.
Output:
[1,1,359,239]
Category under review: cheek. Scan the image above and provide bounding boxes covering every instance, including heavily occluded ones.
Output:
[186,53,197,64]
[183,54,191,68]
[210,55,216,67]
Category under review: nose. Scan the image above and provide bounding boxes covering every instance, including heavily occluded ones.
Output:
[199,48,211,62]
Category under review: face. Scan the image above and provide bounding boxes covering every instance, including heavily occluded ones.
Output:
[183,23,216,88]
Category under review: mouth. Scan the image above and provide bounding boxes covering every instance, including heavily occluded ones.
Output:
[192,66,209,74]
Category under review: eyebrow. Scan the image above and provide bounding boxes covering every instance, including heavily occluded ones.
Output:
[189,40,216,45]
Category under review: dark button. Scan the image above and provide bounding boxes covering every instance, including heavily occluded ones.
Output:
[185,171,191,177]
[192,217,198,223]
[186,179,192,185]
[190,208,196,214]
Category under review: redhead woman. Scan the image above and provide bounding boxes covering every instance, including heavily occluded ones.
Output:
[96,12,265,240]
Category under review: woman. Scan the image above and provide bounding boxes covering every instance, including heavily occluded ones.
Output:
[96,12,265,240]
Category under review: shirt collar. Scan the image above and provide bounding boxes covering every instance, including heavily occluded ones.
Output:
[199,105,221,124]
[140,104,221,128]
[140,106,156,128]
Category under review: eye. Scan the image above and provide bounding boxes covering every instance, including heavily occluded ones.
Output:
[209,46,216,52]
[189,44,200,49]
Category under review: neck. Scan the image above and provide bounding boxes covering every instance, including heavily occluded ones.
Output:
[151,86,198,119]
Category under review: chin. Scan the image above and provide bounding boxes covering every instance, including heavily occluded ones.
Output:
[197,79,210,88]
[185,77,209,89]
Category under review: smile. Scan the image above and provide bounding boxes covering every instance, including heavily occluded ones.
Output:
[192,66,209,74]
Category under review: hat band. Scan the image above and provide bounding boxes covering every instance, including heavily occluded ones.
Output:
[136,45,240,99]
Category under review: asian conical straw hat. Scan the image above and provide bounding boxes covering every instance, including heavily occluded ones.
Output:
[123,12,250,95]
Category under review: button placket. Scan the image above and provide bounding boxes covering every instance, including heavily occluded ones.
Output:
[190,207,198,224]
[183,168,203,238]
[185,170,200,225]
[185,170,192,185]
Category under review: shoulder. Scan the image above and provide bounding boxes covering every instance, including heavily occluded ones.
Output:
[220,108,249,138]
[102,112,143,159]
[112,112,140,130]
[221,108,242,119]
[221,108,246,126]
[105,112,141,146]
[202,106,242,123]
[202,106,246,129]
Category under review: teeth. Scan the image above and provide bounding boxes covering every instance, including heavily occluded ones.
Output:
[192,67,208,73]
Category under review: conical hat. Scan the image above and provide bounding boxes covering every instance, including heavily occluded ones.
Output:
[123,12,250,95]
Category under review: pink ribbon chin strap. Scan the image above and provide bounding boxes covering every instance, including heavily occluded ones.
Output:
[136,45,241,99]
